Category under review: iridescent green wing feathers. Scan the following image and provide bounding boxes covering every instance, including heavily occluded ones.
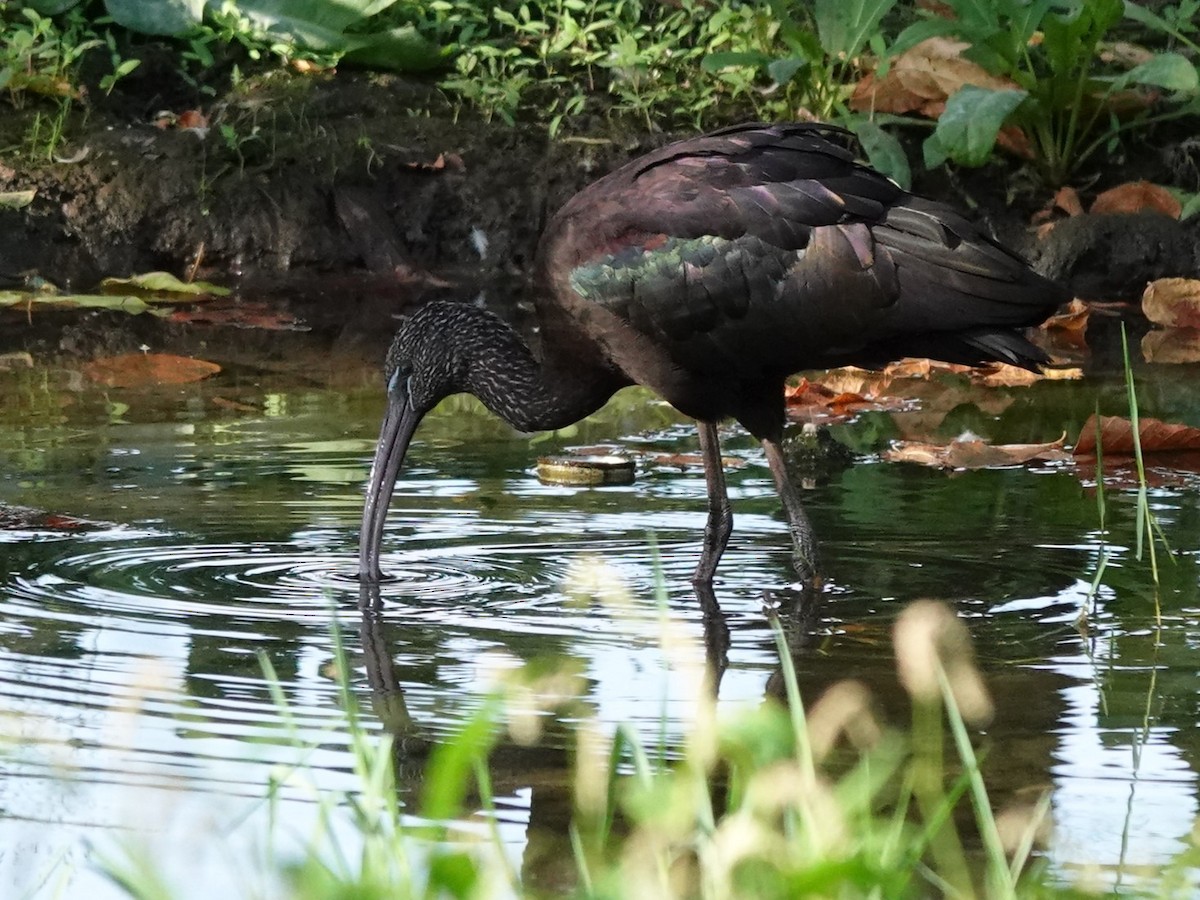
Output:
[541,123,1064,377]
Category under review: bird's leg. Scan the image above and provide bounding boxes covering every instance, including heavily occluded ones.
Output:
[761,438,820,586]
[693,580,730,699]
[693,421,733,585]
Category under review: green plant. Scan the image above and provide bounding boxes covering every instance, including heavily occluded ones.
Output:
[433,0,880,136]
[904,0,1200,185]
[0,5,98,106]
[24,95,73,159]
[701,0,896,122]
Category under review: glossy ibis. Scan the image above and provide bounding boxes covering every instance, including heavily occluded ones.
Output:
[359,122,1066,587]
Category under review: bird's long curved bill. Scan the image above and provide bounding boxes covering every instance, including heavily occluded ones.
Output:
[359,395,421,582]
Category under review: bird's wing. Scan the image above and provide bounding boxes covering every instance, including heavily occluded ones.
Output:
[539,123,1063,394]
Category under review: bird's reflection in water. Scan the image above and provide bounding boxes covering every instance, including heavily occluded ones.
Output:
[351,578,831,890]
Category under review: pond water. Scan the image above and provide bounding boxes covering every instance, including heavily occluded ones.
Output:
[1,317,1199,897]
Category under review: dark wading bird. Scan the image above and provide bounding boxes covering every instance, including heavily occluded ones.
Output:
[358,122,1067,590]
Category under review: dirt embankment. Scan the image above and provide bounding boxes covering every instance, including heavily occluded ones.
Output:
[2,70,1199,367]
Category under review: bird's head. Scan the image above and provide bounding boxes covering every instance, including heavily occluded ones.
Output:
[358,304,467,582]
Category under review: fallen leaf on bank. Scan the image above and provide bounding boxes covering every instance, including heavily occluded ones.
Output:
[82,353,221,387]
[884,434,1070,469]
[1090,181,1182,218]
[401,152,464,172]
[1142,327,1200,363]
[1074,413,1200,455]
[850,37,1023,117]
[9,72,81,100]
[1031,185,1084,230]
[1142,277,1200,328]
[1100,41,1156,67]
[176,109,208,130]
[100,271,229,298]
[0,190,36,210]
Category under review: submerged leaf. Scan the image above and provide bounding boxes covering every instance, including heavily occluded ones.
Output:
[82,353,221,387]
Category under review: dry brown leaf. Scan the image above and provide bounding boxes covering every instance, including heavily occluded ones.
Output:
[1090,181,1182,218]
[1054,186,1085,217]
[176,109,208,130]
[1142,278,1200,328]
[1040,298,1090,341]
[850,38,1022,117]
[1100,41,1155,67]
[82,353,221,387]
[995,125,1035,160]
[1035,220,1058,240]
[916,0,956,15]
[971,363,1043,387]
[885,434,1070,469]
[1074,413,1200,455]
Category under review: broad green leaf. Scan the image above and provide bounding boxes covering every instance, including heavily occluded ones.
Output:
[343,26,446,72]
[852,120,911,189]
[99,271,230,297]
[0,291,164,315]
[237,0,396,34]
[103,0,204,36]
[24,0,83,13]
[924,85,1027,168]
[943,0,1002,36]
[1042,0,1122,76]
[1123,1,1177,35]
[766,57,806,85]
[814,0,898,59]
[1120,53,1199,92]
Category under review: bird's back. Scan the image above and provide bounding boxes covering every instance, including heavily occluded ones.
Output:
[536,123,1066,434]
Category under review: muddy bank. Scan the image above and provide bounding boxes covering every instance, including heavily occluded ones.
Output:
[2,71,1200,371]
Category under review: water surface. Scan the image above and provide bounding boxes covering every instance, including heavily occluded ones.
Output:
[1,336,1198,896]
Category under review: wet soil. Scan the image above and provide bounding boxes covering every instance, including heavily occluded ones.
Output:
[2,70,1200,370]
